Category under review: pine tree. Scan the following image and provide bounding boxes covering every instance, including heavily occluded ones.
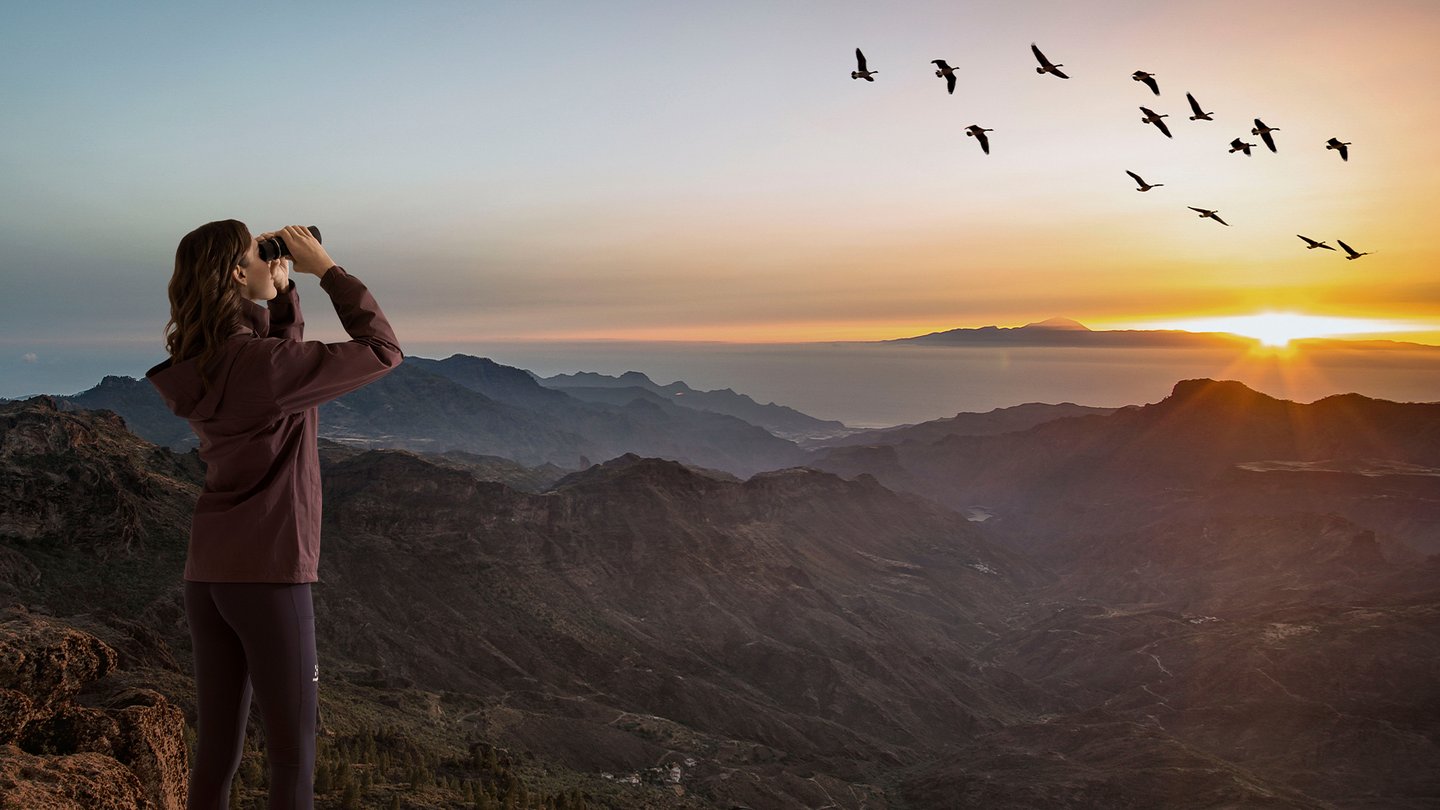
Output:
[340,781,361,810]
[337,759,353,788]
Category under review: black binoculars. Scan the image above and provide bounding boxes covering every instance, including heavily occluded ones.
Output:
[258,226,322,263]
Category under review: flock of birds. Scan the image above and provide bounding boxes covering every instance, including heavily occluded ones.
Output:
[849,44,1372,259]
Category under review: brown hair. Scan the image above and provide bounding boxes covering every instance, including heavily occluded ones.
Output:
[162,219,252,394]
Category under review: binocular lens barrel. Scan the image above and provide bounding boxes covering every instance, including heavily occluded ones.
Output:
[258,226,322,263]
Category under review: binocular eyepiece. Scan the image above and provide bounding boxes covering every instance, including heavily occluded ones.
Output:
[258,226,322,263]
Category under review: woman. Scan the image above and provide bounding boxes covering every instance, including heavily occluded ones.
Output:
[146,221,403,808]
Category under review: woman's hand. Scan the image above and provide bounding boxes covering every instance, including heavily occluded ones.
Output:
[255,230,291,292]
[276,225,337,278]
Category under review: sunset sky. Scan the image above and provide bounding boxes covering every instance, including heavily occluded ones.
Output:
[2,0,1438,353]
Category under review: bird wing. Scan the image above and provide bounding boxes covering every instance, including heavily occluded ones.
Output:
[1126,170,1144,185]
[1260,130,1276,151]
[1143,76,1159,95]
[1052,66,1069,78]
[856,48,868,70]
[1326,137,1340,147]
[1189,207,1206,213]
[1230,139,1243,148]
[976,131,990,153]
[1187,93,1203,115]
[1140,106,1156,116]
[1297,234,1317,247]
[1155,118,1172,138]
[1338,240,1357,257]
[1212,213,1229,226]
[1338,144,1348,161]
[1031,43,1047,65]
[946,73,956,94]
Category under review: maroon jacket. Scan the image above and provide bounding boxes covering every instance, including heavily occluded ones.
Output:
[145,265,403,583]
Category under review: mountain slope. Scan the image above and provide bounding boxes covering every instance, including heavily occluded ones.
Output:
[813,378,1440,553]
[536,369,848,441]
[7,390,1440,808]
[809,401,1118,449]
[62,355,813,477]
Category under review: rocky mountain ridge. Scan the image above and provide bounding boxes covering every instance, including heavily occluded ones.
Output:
[2,381,1438,807]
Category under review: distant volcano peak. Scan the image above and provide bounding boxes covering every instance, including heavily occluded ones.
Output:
[1023,317,1090,331]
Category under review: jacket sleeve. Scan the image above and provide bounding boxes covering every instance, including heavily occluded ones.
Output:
[266,277,304,341]
[259,265,404,417]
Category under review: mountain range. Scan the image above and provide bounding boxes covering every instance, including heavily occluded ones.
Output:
[885,317,1257,348]
[813,378,1440,556]
[2,369,1438,807]
[884,317,1440,350]
[532,369,851,444]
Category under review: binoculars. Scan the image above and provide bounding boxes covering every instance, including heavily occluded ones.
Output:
[258,226,322,263]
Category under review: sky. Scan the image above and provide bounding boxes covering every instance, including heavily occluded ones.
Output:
[2,0,1439,368]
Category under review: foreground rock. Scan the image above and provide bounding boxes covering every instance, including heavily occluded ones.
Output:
[0,606,187,810]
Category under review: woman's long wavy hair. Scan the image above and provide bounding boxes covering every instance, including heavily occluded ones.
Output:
[162,219,252,395]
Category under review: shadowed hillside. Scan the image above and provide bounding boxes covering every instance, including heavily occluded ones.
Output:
[3,385,1438,808]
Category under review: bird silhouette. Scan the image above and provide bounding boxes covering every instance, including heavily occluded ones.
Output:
[1251,118,1280,152]
[1139,106,1172,138]
[1132,70,1160,95]
[1189,206,1229,226]
[1326,137,1352,161]
[1031,43,1069,78]
[1337,239,1371,260]
[1228,138,1255,156]
[965,125,993,154]
[1126,170,1164,191]
[852,48,877,81]
[1297,234,1336,250]
[1185,92,1213,121]
[932,60,958,94]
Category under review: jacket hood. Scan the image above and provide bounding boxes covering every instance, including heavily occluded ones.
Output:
[145,298,270,421]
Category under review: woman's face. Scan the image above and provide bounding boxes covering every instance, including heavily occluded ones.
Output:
[229,237,285,301]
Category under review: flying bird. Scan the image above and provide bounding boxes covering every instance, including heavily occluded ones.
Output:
[965,125,993,154]
[1297,234,1336,250]
[1139,106,1172,138]
[1326,137,1352,161]
[1185,92,1213,121]
[1189,206,1229,226]
[1132,70,1160,95]
[1337,239,1371,260]
[1251,118,1280,152]
[1031,43,1069,78]
[852,48,877,81]
[1126,170,1164,191]
[932,60,958,94]
[1228,138,1255,156]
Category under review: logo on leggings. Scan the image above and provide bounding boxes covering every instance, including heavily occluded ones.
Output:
[313,664,319,683]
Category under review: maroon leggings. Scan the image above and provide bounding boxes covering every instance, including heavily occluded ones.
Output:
[184,580,318,810]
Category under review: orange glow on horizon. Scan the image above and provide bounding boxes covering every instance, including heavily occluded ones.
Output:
[405,312,1440,347]
[1105,312,1438,349]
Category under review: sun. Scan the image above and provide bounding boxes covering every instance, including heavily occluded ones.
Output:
[1224,313,1326,347]
[1128,312,1417,349]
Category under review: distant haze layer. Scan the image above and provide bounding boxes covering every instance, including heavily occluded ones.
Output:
[471,341,1440,426]
[8,340,1438,429]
